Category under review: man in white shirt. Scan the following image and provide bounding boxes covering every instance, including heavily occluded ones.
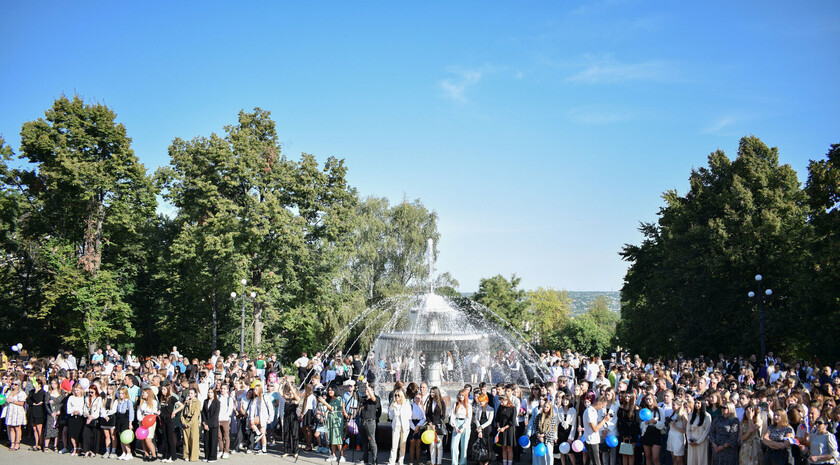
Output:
[586,357,601,384]
[66,351,78,370]
[584,394,610,465]
[294,352,310,384]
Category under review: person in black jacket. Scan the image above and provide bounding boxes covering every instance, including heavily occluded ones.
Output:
[202,388,221,463]
[360,383,382,465]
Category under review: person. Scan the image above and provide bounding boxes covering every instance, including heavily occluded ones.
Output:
[473,393,495,465]
[584,393,611,465]
[321,385,345,462]
[408,392,427,465]
[497,389,517,465]
[687,399,711,465]
[115,386,136,460]
[295,352,310,386]
[426,386,447,465]
[66,383,87,456]
[282,379,301,457]
[534,399,558,465]
[666,399,688,465]
[158,383,181,463]
[710,402,739,465]
[82,384,103,457]
[247,380,273,454]
[202,386,220,463]
[618,391,641,465]
[360,383,381,465]
[640,394,666,465]
[101,384,118,458]
[388,389,412,465]
[46,378,65,452]
[808,415,839,465]
[450,388,472,465]
[136,387,160,461]
[27,376,47,451]
[302,384,318,451]
[556,393,578,465]
[180,387,202,462]
[4,376,28,451]
[218,383,235,459]
[738,404,762,465]
[762,409,794,465]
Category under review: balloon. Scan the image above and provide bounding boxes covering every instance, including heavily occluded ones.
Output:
[606,435,619,448]
[79,378,90,390]
[142,415,156,428]
[0,394,6,405]
[639,408,652,422]
[135,427,149,440]
[120,429,135,444]
[421,430,436,445]
[16,343,22,351]
[572,440,584,453]
[535,443,547,457]
[519,436,530,448]
[11,345,18,352]
[559,442,571,454]
[61,379,73,392]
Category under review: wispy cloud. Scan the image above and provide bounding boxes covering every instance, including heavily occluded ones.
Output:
[439,66,484,103]
[566,105,633,124]
[567,57,672,84]
[702,116,739,135]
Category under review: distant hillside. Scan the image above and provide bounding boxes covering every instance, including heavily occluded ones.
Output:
[460,290,621,316]
[568,291,621,316]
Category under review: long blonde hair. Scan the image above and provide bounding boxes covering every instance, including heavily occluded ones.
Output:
[141,387,156,409]
[539,402,554,433]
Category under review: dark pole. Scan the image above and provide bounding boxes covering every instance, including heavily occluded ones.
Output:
[240,279,246,355]
[758,281,766,361]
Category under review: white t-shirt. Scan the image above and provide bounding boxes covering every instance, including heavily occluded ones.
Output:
[294,357,309,368]
[586,363,600,383]
[583,405,601,444]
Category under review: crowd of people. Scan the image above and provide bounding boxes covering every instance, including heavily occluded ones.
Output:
[1,345,839,465]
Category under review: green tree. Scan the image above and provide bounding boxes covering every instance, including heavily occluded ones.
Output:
[804,143,840,359]
[618,136,810,358]
[12,96,157,353]
[526,287,572,349]
[473,274,529,332]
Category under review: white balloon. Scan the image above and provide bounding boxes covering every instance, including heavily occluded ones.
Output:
[79,378,90,390]
[11,345,17,352]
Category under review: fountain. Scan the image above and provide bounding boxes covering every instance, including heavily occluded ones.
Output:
[363,239,547,393]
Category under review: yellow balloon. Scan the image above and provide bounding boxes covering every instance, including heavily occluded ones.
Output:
[421,430,436,445]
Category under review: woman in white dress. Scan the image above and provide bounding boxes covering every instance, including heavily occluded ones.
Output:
[667,399,688,465]
[686,399,711,465]
[4,377,28,451]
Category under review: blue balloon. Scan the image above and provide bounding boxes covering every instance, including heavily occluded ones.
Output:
[606,435,619,448]
[534,443,547,457]
[639,408,653,422]
[519,436,530,448]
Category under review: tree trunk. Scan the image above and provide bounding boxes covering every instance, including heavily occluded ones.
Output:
[212,291,218,352]
[80,194,105,275]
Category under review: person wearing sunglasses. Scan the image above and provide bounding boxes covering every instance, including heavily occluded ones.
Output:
[808,416,839,465]
[4,377,28,451]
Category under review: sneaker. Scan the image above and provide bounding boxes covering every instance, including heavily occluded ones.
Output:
[59,448,69,454]
[259,450,266,455]
[339,457,347,463]
[327,456,335,462]
[222,453,229,459]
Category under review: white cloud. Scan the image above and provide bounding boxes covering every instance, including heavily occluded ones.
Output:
[567,58,671,84]
[702,116,738,135]
[439,67,484,103]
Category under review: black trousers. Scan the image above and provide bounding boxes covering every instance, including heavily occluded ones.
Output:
[204,426,219,461]
[361,419,378,465]
[83,422,99,453]
[160,418,178,460]
[283,412,299,453]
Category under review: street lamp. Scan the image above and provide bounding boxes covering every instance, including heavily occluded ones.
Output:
[747,274,773,360]
[231,278,256,355]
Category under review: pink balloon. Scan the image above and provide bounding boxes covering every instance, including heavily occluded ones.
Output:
[572,440,584,453]
[135,426,149,440]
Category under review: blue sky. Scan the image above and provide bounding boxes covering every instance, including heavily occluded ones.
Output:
[2,1,838,292]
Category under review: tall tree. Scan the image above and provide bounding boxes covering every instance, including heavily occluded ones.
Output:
[13,96,157,353]
[526,287,572,349]
[473,274,529,332]
[618,136,810,358]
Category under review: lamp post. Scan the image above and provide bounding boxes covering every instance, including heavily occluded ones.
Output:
[747,274,773,360]
[231,279,256,355]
